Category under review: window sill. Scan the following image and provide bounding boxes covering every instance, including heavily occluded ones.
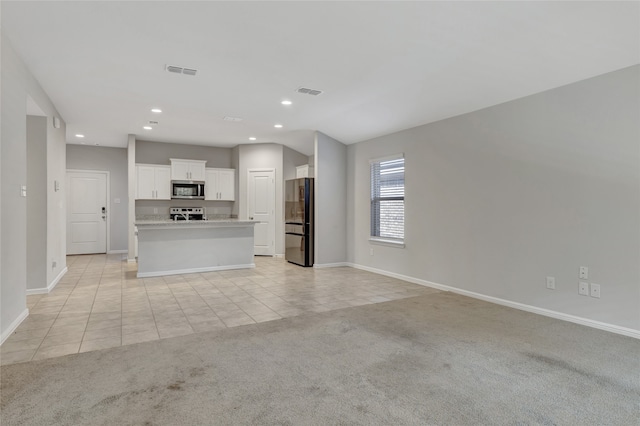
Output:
[369,238,405,248]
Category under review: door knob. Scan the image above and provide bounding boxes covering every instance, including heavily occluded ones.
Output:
[249,216,253,220]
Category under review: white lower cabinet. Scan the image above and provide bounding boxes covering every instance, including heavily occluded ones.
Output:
[205,168,235,201]
[136,164,171,200]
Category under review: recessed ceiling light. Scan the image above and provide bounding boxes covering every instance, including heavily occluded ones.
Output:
[281,100,292,105]
[95,143,100,146]
[274,124,283,128]
[75,134,85,138]
[151,108,162,113]
[143,126,152,130]
[249,137,256,141]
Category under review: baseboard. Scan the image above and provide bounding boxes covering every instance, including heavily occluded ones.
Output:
[26,266,68,295]
[347,262,640,340]
[107,249,128,254]
[127,258,137,263]
[313,262,349,269]
[273,254,285,259]
[137,263,255,278]
[1,308,29,345]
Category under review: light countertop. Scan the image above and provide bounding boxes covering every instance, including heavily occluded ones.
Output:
[135,219,257,227]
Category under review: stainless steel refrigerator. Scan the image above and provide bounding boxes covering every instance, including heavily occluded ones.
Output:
[285,178,314,267]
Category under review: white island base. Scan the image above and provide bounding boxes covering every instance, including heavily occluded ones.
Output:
[135,221,256,278]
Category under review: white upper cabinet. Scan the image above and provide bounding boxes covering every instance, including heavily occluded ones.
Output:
[136,164,171,200]
[170,159,206,181]
[205,168,235,201]
[296,164,314,178]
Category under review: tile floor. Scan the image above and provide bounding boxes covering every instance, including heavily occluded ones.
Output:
[1,254,437,365]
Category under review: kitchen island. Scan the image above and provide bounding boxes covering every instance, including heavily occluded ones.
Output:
[134,219,257,278]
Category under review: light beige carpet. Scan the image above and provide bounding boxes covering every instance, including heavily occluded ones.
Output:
[1,292,638,425]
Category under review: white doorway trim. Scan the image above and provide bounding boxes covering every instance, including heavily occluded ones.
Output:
[66,169,111,254]
[247,168,276,256]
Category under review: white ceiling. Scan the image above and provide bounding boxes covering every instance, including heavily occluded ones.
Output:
[2,1,638,156]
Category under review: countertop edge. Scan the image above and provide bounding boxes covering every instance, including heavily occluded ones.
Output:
[135,220,258,227]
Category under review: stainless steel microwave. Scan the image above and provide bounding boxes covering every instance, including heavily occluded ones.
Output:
[171,180,205,200]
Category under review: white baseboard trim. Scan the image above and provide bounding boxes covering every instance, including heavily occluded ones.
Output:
[107,249,128,254]
[347,262,640,340]
[1,308,29,345]
[273,254,285,259]
[313,262,349,269]
[26,266,68,295]
[127,258,137,263]
[137,263,255,278]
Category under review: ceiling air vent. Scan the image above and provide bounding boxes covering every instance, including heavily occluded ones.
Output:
[297,87,323,96]
[166,65,198,76]
[223,116,243,122]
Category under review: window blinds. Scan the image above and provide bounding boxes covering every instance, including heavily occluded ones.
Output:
[370,156,405,241]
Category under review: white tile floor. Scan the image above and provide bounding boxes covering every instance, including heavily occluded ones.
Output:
[1,254,437,365]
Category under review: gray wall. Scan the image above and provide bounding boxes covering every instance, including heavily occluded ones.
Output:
[238,144,284,255]
[347,65,640,331]
[67,145,129,251]
[27,116,48,290]
[231,145,240,217]
[314,132,348,266]
[1,34,67,340]
[283,146,310,180]
[136,140,232,168]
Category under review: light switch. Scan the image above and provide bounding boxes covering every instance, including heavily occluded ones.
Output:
[579,266,588,279]
[590,283,601,298]
[20,185,27,197]
[114,198,121,204]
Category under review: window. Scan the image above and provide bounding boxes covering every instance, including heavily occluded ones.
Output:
[370,154,405,244]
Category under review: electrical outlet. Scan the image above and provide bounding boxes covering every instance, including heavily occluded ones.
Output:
[546,276,555,290]
[590,283,601,298]
[153,208,158,214]
[370,248,374,256]
[52,260,57,269]
[579,266,588,279]
[578,282,589,296]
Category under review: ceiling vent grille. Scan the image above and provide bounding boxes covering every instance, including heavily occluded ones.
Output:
[166,65,198,76]
[297,87,323,96]
[223,116,243,122]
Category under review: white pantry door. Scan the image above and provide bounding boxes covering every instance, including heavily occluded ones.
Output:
[248,169,275,256]
[67,171,107,255]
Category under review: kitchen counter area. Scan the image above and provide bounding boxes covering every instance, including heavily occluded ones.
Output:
[135,219,257,278]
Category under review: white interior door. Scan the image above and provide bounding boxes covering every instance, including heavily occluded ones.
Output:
[67,171,107,255]
[248,169,275,256]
